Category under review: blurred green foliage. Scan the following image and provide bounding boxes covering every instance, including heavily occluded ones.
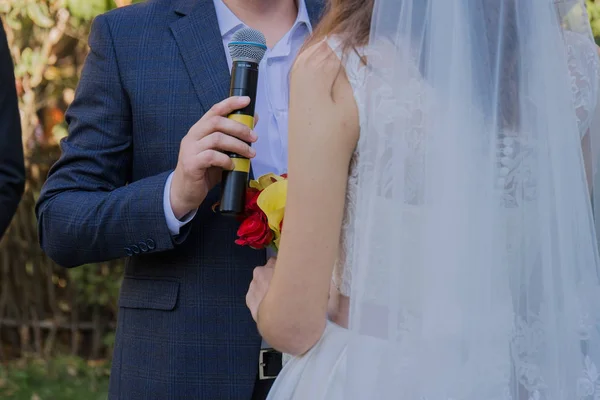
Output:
[588,0,600,43]
[0,4,131,399]
[0,0,139,370]
[0,356,110,400]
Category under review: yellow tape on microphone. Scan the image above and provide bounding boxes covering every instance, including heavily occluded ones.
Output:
[227,114,254,173]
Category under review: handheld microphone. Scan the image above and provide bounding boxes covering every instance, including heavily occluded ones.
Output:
[219,28,267,215]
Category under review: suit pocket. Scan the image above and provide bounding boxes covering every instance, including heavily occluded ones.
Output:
[118,277,179,311]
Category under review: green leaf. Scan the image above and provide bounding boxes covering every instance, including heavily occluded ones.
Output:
[588,0,600,41]
[21,47,33,65]
[27,2,55,29]
[0,1,10,14]
[14,62,28,78]
[5,7,23,31]
[67,0,111,20]
[52,123,68,142]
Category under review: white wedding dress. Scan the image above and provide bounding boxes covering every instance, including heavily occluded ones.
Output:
[266,35,440,400]
[266,31,600,400]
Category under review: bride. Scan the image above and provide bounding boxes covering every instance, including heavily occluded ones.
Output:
[246,0,600,398]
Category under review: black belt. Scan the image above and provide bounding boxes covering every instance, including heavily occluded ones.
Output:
[258,349,283,380]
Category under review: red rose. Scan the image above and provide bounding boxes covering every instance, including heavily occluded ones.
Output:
[245,188,261,213]
[280,173,288,179]
[235,212,273,249]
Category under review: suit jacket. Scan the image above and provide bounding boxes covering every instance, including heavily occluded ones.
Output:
[0,23,25,240]
[35,0,323,398]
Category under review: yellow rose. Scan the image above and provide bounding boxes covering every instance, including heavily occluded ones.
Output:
[256,179,288,249]
[249,173,285,191]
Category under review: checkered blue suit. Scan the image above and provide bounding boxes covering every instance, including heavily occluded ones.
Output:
[35,0,323,398]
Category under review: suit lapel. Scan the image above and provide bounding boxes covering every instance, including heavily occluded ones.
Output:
[170,0,230,113]
[170,0,323,114]
[305,0,325,27]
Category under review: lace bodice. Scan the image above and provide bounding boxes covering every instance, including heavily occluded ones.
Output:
[327,31,599,298]
[565,30,599,135]
[327,38,367,296]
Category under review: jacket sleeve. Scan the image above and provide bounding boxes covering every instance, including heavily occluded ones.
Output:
[0,23,25,240]
[36,14,185,268]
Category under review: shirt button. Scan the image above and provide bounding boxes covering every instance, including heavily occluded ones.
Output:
[124,247,133,257]
[146,239,156,250]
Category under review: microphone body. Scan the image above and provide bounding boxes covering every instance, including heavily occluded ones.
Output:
[219,28,267,215]
[219,60,259,215]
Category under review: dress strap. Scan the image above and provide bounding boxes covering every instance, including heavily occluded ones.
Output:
[325,36,366,93]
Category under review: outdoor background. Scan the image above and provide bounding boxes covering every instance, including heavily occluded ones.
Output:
[0,1,142,398]
[1,0,600,399]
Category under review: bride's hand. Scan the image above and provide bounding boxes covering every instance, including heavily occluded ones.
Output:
[246,257,276,322]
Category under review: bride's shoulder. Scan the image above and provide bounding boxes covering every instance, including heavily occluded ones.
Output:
[291,38,355,103]
[291,39,343,81]
[289,38,360,145]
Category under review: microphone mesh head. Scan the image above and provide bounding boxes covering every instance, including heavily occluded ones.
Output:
[228,28,267,63]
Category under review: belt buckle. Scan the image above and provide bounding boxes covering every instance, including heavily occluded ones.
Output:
[259,349,278,380]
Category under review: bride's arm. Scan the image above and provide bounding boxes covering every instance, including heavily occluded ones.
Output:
[256,42,360,356]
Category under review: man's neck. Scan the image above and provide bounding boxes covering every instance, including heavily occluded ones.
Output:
[222,0,299,48]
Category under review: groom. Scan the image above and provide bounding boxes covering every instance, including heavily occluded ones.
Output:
[36,0,322,399]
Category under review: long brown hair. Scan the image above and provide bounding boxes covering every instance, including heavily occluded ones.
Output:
[299,0,374,98]
[305,0,374,59]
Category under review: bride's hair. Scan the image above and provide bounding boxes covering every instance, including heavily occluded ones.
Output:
[304,0,374,59]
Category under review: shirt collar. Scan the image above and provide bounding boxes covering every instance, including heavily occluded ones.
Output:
[295,0,313,35]
[212,0,313,40]
[213,0,245,38]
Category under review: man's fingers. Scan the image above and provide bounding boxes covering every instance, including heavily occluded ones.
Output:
[196,116,257,143]
[195,150,234,171]
[205,96,251,119]
[197,132,256,159]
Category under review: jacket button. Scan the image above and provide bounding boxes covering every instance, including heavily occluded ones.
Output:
[139,242,148,252]
[124,247,133,257]
[131,245,140,254]
[146,239,156,250]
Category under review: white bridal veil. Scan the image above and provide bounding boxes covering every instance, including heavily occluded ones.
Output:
[345,0,600,399]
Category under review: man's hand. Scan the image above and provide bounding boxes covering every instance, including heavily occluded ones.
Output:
[170,96,258,219]
[246,257,276,323]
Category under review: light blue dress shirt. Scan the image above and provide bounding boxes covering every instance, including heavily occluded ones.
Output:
[163,0,312,236]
